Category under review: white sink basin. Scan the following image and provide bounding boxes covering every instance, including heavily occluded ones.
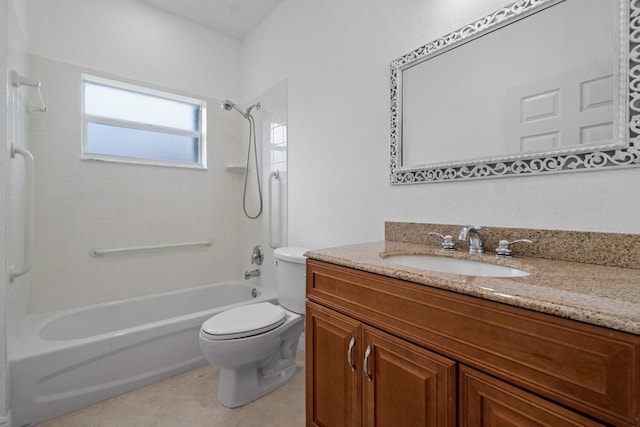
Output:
[383,254,530,277]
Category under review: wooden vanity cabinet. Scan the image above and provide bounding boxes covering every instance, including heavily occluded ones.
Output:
[459,365,606,426]
[306,302,457,427]
[306,259,640,427]
[305,302,360,427]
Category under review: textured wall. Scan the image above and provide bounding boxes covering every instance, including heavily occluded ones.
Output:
[242,0,640,252]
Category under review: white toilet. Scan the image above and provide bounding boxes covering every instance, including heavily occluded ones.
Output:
[198,247,308,408]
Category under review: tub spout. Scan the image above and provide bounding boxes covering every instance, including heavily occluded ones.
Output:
[244,269,261,279]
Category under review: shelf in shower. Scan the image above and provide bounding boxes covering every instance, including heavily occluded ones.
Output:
[225,165,247,173]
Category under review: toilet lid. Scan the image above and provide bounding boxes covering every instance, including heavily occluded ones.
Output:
[201,302,287,340]
[273,247,308,264]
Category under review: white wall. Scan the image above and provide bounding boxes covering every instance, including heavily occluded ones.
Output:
[242,0,640,251]
[26,0,241,101]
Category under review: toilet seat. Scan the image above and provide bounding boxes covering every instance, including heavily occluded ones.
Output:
[201,302,287,340]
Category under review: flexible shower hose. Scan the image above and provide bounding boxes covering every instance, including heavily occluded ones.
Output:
[243,114,263,219]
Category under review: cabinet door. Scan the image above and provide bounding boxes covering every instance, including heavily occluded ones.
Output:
[459,365,606,427]
[362,326,457,427]
[306,302,361,427]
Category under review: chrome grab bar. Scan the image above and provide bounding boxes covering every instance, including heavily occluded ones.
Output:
[90,240,213,257]
[9,145,35,282]
[268,169,281,249]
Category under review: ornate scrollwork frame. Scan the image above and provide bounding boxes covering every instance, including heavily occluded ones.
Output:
[390,0,640,184]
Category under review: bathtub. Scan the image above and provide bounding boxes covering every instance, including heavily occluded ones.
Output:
[9,281,276,427]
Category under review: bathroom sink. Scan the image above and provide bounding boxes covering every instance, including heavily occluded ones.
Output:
[382,254,530,277]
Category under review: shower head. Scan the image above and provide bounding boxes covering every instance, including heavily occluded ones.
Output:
[221,100,261,119]
[221,100,235,111]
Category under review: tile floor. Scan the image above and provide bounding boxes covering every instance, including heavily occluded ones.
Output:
[37,351,306,426]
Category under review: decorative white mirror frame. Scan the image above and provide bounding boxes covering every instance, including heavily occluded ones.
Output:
[389,0,640,184]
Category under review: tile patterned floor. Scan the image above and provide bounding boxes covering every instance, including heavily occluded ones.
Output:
[36,351,305,426]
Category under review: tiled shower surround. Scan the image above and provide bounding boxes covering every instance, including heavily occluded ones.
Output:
[20,55,246,313]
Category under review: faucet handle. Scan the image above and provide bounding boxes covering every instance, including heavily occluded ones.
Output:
[495,239,533,257]
[251,245,264,265]
[428,232,456,251]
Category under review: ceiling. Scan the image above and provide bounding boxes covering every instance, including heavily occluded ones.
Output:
[137,0,284,40]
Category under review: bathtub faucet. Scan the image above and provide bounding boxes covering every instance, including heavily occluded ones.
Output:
[244,269,261,279]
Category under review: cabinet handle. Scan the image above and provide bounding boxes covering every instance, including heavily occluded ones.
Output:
[364,345,373,381]
[347,337,356,372]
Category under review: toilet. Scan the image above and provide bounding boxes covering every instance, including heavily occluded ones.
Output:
[198,247,308,408]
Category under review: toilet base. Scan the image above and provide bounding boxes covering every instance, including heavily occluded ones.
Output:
[217,339,300,408]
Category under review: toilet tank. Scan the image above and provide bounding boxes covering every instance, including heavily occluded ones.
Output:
[274,247,308,314]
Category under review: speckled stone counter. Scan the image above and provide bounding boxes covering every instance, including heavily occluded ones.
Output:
[385,221,640,269]
[305,241,640,335]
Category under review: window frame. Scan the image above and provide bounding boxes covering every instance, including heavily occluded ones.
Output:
[81,74,207,169]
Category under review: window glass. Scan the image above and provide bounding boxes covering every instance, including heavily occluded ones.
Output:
[82,75,206,168]
[86,123,198,163]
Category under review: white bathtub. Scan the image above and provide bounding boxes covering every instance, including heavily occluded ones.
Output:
[9,281,276,427]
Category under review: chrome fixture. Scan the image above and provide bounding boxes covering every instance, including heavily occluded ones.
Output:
[495,239,534,257]
[251,245,264,265]
[244,269,261,279]
[221,99,263,219]
[428,232,455,251]
[458,225,483,254]
[221,99,261,120]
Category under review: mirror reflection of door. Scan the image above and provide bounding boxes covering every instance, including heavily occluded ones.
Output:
[506,63,614,154]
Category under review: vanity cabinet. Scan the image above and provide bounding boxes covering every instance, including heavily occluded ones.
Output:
[306,302,456,427]
[459,365,605,426]
[305,302,359,427]
[305,259,640,427]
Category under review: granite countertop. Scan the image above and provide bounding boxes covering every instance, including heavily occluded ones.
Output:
[305,241,640,335]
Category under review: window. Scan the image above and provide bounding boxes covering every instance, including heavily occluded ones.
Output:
[82,75,206,168]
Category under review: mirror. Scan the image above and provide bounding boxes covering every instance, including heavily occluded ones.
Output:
[390,0,640,184]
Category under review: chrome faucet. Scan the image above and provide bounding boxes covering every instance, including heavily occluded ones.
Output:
[459,225,483,254]
[244,269,261,279]
[251,245,264,265]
